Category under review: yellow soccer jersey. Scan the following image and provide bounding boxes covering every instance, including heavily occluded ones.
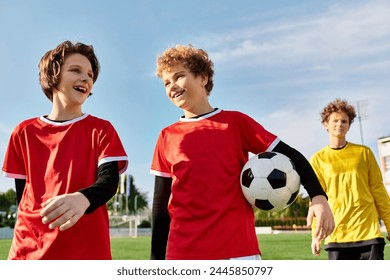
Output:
[310,142,390,248]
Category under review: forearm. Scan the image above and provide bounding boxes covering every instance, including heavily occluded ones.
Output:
[273,141,327,199]
[15,179,26,205]
[150,176,171,260]
[78,161,119,214]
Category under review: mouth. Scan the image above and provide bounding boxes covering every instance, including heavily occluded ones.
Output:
[172,91,184,99]
[74,86,87,93]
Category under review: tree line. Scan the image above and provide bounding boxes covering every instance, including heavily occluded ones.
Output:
[0,174,149,228]
[1,176,312,228]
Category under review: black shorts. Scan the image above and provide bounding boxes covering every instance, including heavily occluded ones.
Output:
[327,244,385,260]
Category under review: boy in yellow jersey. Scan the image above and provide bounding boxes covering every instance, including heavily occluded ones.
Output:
[310,98,390,260]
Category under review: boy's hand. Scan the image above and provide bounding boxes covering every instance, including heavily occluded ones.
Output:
[307,195,335,240]
[40,192,90,231]
[311,237,322,256]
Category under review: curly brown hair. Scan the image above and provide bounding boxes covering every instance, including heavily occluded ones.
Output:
[156,44,214,95]
[320,98,357,125]
[39,40,100,101]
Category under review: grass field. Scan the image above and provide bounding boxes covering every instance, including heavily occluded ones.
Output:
[1,233,389,260]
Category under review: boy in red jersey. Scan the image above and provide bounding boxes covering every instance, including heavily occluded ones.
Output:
[150,44,335,260]
[2,41,128,259]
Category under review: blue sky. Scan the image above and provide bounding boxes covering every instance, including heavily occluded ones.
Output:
[1,0,390,203]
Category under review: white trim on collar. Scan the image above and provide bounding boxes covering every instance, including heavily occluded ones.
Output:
[40,113,89,126]
[179,108,222,122]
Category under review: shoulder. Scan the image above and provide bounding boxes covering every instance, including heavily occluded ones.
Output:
[347,142,372,153]
[310,146,329,160]
[12,117,40,133]
[85,114,110,124]
[159,118,181,133]
[84,114,115,129]
[221,110,248,118]
[19,117,40,126]
[223,110,266,130]
[347,142,368,149]
[217,110,256,124]
[347,142,376,159]
[79,115,122,140]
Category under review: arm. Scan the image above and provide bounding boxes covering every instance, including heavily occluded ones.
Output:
[15,179,26,205]
[78,161,119,213]
[366,149,390,240]
[273,141,326,199]
[273,141,335,240]
[311,237,322,256]
[40,161,119,231]
[150,175,171,260]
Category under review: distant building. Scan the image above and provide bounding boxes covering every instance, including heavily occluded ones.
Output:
[377,136,390,195]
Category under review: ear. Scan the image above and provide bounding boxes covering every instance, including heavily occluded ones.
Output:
[323,121,329,132]
[201,75,208,87]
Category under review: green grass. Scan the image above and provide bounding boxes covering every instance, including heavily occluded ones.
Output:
[111,236,151,260]
[259,233,328,260]
[1,233,389,260]
[0,239,11,259]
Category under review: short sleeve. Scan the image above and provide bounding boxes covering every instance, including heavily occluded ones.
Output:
[150,131,171,178]
[2,125,27,179]
[97,121,128,174]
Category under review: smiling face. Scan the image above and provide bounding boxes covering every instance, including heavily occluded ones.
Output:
[53,53,94,108]
[162,63,212,117]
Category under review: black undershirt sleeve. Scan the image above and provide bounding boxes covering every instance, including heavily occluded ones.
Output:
[15,179,26,205]
[13,161,119,213]
[78,161,119,214]
[272,141,327,200]
[150,175,172,260]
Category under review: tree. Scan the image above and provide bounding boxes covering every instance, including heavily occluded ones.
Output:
[107,174,148,215]
[5,189,17,206]
[127,175,148,214]
[0,194,9,212]
[254,194,310,219]
[0,189,16,212]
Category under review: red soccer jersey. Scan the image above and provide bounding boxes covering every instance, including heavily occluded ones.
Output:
[2,114,128,260]
[151,109,279,259]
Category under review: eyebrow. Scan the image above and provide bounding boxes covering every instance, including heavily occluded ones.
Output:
[163,70,185,80]
[169,70,186,78]
[68,64,94,75]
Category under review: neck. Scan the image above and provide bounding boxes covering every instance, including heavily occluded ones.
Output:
[329,137,347,149]
[183,103,214,118]
[48,105,83,121]
[49,91,85,121]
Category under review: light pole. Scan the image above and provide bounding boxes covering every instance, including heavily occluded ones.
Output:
[356,100,367,145]
[134,195,138,214]
[129,195,139,238]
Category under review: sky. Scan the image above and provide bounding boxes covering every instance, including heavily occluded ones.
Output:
[1,0,390,204]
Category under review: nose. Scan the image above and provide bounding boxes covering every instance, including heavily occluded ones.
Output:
[171,80,181,90]
[169,81,182,94]
[81,73,92,83]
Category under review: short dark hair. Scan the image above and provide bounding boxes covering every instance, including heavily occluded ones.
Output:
[39,40,100,101]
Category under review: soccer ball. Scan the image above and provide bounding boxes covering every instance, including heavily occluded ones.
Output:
[240,151,301,212]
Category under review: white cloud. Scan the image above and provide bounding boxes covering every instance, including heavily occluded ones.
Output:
[201,0,390,71]
[1,0,390,197]
[195,0,390,167]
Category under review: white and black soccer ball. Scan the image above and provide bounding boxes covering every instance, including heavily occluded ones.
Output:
[240,151,301,212]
